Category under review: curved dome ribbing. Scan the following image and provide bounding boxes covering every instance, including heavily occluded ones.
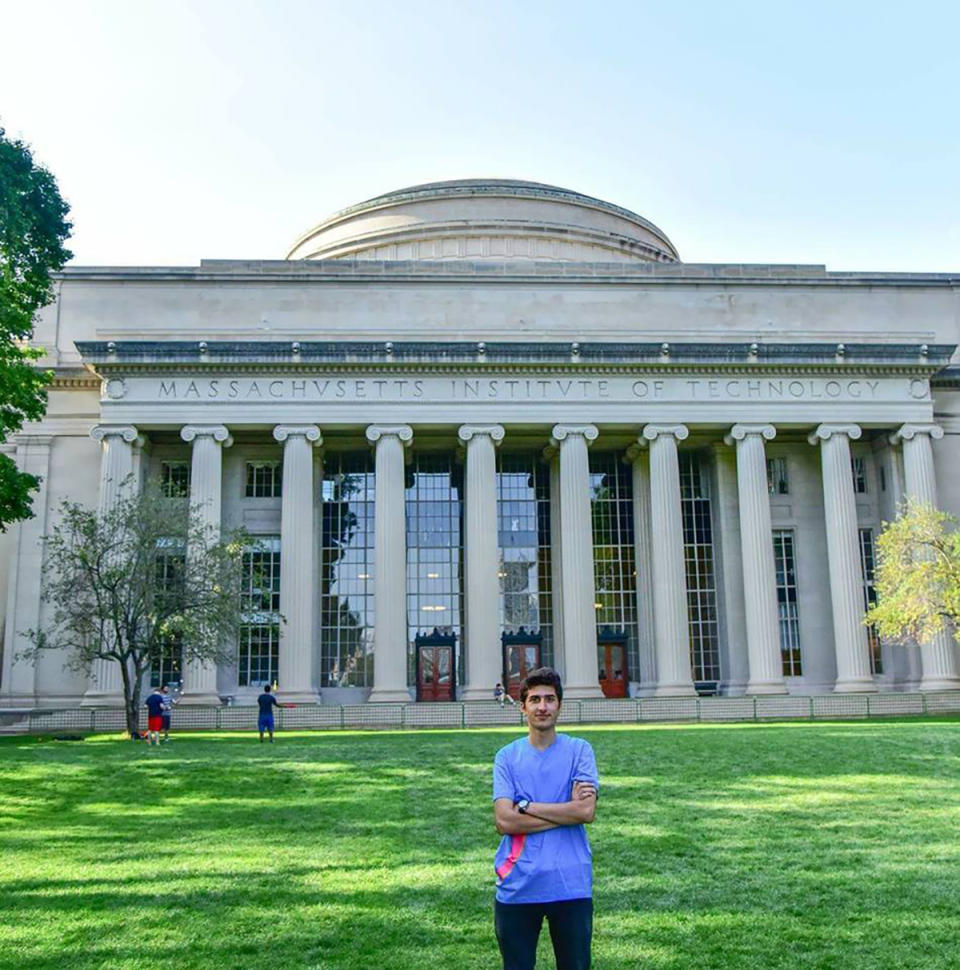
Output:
[286,179,679,264]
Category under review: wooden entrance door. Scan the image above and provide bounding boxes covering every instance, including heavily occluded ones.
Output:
[415,629,456,701]
[503,629,542,700]
[597,640,628,698]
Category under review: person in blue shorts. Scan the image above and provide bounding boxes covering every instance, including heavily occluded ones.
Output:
[257,683,280,742]
[492,667,599,970]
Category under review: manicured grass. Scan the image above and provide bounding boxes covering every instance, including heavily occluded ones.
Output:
[2,719,959,969]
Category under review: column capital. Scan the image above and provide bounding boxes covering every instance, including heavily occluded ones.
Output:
[889,423,943,446]
[273,424,322,445]
[641,423,689,444]
[807,423,861,446]
[365,424,413,446]
[91,424,143,446]
[551,424,598,446]
[724,424,776,446]
[457,424,505,446]
[181,425,233,447]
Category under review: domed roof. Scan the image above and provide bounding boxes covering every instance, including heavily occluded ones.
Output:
[286,179,679,264]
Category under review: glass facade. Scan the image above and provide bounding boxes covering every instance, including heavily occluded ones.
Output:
[773,529,803,676]
[238,537,281,687]
[320,455,376,687]
[160,461,190,498]
[680,452,721,684]
[589,454,638,680]
[406,455,464,685]
[496,454,553,668]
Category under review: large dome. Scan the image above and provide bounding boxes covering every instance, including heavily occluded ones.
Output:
[286,179,679,263]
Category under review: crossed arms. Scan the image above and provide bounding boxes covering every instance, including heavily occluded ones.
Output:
[494,781,597,835]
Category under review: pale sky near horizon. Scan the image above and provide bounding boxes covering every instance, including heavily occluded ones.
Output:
[2,0,958,271]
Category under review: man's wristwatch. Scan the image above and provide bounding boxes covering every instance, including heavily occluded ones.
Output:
[516,799,530,814]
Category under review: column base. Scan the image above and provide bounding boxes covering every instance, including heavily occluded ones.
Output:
[562,683,605,700]
[178,691,223,706]
[632,684,658,698]
[81,690,126,708]
[919,676,960,692]
[833,678,878,694]
[0,694,35,709]
[275,690,320,705]
[654,682,698,698]
[367,688,412,703]
[745,681,789,696]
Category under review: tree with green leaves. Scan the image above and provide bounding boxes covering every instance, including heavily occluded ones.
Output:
[24,484,249,737]
[0,125,72,527]
[865,499,960,645]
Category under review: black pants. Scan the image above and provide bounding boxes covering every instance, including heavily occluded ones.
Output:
[495,897,592,970]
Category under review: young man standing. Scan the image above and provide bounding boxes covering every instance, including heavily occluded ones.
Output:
[144,686,166,746]
[257,683,280,742]
[159,685,177,743]
[492,667,599,970]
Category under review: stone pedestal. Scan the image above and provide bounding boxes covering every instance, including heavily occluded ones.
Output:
[891,423,960,690]
[366,425,414,702]
[809,424,876,692]
[642,425,697,697]
[551,425,602,699]
[459,425,505,700]
[179,425,232,705]
[274,426,322,703]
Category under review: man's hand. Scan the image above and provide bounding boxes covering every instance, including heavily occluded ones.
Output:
[494,798,559,835]
[573,781,597,802]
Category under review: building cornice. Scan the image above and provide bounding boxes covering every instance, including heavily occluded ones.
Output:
[56,261,960,287]
[75,340,954,374]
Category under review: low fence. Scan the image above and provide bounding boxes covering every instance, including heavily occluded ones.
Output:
[21,691,960,735]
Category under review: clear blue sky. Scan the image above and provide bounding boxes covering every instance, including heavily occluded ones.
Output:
[3,0,958,271]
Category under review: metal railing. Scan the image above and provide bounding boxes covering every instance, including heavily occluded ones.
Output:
[20,691,960,735]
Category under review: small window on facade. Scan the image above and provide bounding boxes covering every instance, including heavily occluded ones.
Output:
[160,461,190,498]
[766,457,789,495]
[851,456,868,494]
[879,465,886,492]
[245,461,283,498]
[859,528,882,675]
[773,530,802,677]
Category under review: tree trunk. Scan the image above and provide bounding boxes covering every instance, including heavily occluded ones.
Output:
[122,659,141,738]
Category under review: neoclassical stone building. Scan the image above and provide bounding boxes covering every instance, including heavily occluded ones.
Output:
[2,178,959,708]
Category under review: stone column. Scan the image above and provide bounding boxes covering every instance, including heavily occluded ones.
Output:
[0,436,52,708]
[625,445,656,695]
[82,425,144,706]
[179,425,232,705]
[366,425,413,702]
[547,450,565,673]
[458,425,505,700]
[641,425,696,697]
[273,425,322,703]
[890,423,960,690]
[550,425,603,699]
[725,424,787,695]
[808,424,876,692]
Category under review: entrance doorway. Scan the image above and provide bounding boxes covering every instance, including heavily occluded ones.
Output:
[415,629,456,702]
[597,629,628,698]
[502,628,542,701]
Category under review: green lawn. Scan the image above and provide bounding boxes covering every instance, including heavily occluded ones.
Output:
[2,720,959,970]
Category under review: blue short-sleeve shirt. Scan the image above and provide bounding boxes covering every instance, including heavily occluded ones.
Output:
[492,733,599,904]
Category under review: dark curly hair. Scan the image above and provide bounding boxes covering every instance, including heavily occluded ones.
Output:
[519,667,563,704]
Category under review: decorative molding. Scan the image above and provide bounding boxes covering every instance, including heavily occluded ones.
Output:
[365,425,413,445]
[273,425,322,444]
[551,424,598,445]
[457,424,505,446]
[724,423,777,446]
[91,425,142,446]
[641,424,689,443]
[807,423,862,445]
[889,423,944,446]
[180,425,233,446]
